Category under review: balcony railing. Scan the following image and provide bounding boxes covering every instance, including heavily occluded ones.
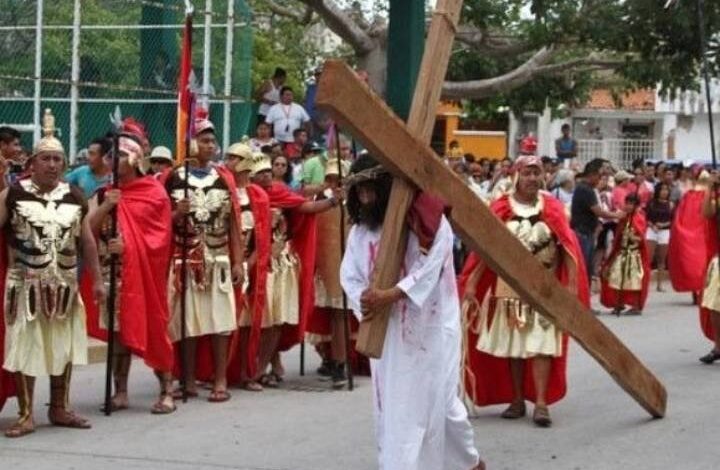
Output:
[575,139,661,169]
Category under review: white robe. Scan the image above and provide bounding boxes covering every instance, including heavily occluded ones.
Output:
[340,217,480,470]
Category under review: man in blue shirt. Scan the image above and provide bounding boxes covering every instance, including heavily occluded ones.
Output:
[555,124,578,166]
[65,137,111,198]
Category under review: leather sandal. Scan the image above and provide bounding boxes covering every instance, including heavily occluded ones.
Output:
[4,419,34,438]
[150,394,177,415]
[699,349,720,364]
[48,408,91,429]
[208,389,231,403]
[171,387,199,400]
[533,405,552,427]
[500,401,526,419]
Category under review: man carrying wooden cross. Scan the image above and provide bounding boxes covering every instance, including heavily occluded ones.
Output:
[340,154,484,470]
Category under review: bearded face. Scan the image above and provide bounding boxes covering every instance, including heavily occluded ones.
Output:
[347,177,391,230]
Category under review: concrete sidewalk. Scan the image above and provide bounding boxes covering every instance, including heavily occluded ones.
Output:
[1,290,719,470]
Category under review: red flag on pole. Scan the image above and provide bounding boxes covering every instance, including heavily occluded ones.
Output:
[176,9,195,163]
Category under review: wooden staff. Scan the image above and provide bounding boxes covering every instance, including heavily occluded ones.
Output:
[334,125,354,391]
[179,156,190,402]
[104,106,122,416]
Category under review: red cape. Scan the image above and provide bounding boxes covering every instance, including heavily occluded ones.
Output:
[226,183,271,382]
[700,212,719,342]
[458,194,589,407]
[83,176,175,372]
[0,233,15,412]
[668,190,708,292]
[600,211,651,310]
[263,182,318,352]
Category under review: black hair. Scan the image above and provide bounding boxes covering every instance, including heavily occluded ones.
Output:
[653,182,670,202]
[625,193,640,205]
[89,137,112,156]
[271,155,293,185]
[463,153,475,164]
[256,120,270,129]
[0,126,21,145]
[280,86,293,96]
[293,128,307,138]
[561,123,571,131]
[260,144,273,155]
[346,154,392,230]
[583,158,606,176]
[273,67,287,79]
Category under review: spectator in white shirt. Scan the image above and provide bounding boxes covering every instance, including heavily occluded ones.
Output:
[265,86,310,144]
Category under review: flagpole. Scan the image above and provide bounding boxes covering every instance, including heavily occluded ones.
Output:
[104,106,122,416]
[178,1,195,403]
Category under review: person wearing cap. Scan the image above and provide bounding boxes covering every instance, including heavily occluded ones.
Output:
[0,109,106,437]
[84,120,177,414]
[250,153,341,387]
[301,141,331,197]
[164,116,244,403]
[222,143,272,392]
[64,136,112,199]
[460,155,589,428]
[571,158,625,287]
[147,145,174,176]
[305,156,354,389]
[340,154,484,469]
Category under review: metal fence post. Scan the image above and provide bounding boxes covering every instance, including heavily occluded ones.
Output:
[202,0,213,111]
[69,0,81,162]
[222,0,235,150]
[33,0,44,145]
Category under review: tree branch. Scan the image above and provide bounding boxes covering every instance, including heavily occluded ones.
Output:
[442,50,631,100]
[263,1,314,24]
[298,0,377,54]
[455,25,533,58]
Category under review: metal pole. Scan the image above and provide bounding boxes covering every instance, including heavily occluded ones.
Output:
[222,0,234,151]
[697,0,717,168]
[202,0,213,110]
[69,0,81,163]
[33,0,44,145]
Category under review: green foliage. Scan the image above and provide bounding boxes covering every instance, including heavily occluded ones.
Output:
[453,0,720,115]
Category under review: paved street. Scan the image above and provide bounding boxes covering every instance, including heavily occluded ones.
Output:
[1,290,719,470]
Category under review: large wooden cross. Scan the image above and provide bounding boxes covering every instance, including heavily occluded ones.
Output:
[316,0,666,419]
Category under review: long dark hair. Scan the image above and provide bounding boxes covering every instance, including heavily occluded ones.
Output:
[271,155,293,185]
[346,155,392,230]
[653,182,670,202]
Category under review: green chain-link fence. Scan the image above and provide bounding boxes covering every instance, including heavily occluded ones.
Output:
[0,0,253,162]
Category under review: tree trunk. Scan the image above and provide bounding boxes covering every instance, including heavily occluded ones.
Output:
[357,42,388,97]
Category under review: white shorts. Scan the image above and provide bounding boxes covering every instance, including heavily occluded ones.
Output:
[646,227,670,244]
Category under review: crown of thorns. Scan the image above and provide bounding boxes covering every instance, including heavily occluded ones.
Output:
[343,165,390,191]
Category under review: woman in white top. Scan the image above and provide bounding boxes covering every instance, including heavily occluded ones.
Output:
[254,67,286,122]
[249,121,277,152]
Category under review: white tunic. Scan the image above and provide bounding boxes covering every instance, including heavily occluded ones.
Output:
[340,217,479,470]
